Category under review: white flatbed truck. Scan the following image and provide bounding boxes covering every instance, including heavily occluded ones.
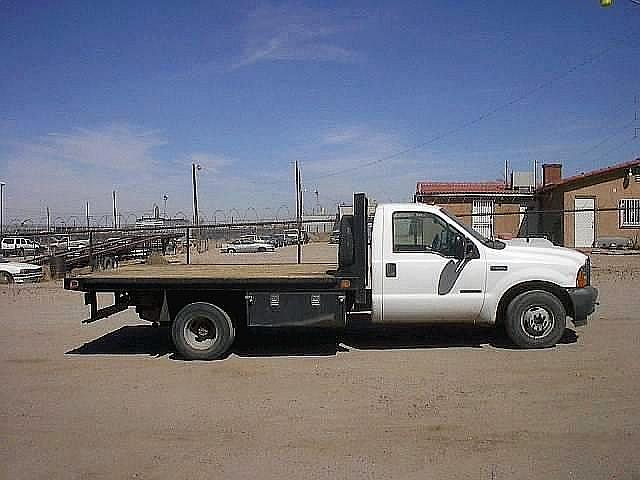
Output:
[65,193,598,360]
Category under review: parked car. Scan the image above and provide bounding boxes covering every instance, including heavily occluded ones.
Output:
[1,237,43,256]
[0,257,44,284]
[220,239,275,253]
[329,229,340,244]
[283,229,309,245]
[593,237,633,250]
[270,234,287,248]
[258,235,282,248]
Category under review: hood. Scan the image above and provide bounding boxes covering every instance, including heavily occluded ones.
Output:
[501,240,587,265]
[0,261,42,270]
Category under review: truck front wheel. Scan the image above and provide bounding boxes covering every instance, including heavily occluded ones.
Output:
[505,290,566,348]
[171,302,236,360]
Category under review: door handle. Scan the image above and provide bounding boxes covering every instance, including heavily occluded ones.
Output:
[385,263,397,277]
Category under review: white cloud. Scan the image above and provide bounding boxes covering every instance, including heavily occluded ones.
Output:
[231,3,364,70]
[1,125,241,219]
[45,125,167,171]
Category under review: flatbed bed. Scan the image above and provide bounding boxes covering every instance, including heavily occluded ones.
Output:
[64,193,371,359]
[65,263,344,290]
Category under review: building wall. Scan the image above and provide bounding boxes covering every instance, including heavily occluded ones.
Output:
[560,172,640,247]
[416,196,533,238]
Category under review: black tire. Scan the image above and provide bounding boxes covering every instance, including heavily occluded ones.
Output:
[257,247,266,253]
[18,248,25,257]
[0,271,14,284]
[171,302,235,360]
[505,290,566,348]
[227,248,236,254]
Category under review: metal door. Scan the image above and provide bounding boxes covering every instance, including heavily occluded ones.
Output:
[472,199,494,238]
[380,210,486,324]
[574,198,595,248]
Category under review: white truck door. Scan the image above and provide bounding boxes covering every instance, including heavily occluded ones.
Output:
[381,210,486,323]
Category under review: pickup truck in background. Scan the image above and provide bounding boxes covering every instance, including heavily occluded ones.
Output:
[65,193,598,360]
[1,237,43,256]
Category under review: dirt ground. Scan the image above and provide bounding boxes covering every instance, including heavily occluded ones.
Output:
[1,244,639,479]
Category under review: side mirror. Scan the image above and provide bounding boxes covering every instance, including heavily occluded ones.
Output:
[464,239,476,259]
[453,235,465,259]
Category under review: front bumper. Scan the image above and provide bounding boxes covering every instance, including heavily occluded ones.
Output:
[567,286,598,327]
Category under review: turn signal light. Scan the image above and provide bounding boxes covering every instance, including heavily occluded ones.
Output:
[340,279,351,289]
[577,268,588,288]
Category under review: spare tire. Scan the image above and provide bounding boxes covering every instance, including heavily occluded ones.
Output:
[338,215,355,267]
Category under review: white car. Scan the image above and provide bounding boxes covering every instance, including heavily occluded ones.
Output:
[1,237,43,256]
[221,239,275,254]
[0,257,44,284]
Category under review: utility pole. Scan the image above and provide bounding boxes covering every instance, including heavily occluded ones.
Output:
[192,163,200,226]
[46,206,51,254]
[112,190,118,229]
[0,182,5,242]
[86,201,90,229]
[192,163,201,252]
[295,160,302,264]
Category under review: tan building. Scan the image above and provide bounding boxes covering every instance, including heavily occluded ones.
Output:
[414,182,535,239]
[537,159,640,248]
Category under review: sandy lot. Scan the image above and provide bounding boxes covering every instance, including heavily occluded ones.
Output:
[1,245,639,479]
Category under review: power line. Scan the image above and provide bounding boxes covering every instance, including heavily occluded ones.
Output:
[589,135,638,167]
[305,34,635,183]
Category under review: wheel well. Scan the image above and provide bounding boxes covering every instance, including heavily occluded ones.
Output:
[496,281,573,325]
[166,290,246,327]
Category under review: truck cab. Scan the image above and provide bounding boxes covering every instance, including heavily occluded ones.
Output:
[368,202,597,347]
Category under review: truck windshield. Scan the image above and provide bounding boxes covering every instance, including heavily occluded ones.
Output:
[439,208,505,250]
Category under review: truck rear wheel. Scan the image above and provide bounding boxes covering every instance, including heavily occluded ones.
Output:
[505,290,566,348]
[171,302,235,360]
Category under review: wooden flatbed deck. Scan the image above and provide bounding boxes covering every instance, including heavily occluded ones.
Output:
[66,263,344,291]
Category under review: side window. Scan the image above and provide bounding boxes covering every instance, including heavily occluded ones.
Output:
[5,239,14,245]
[393,212,454,254]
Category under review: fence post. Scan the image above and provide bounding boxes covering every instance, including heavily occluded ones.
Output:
[186,227,190,265]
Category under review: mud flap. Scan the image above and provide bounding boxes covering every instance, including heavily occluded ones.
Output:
[159,290,171,324]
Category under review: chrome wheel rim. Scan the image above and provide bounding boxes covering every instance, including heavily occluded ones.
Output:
[520,305,554,339]
[183,317,217,350]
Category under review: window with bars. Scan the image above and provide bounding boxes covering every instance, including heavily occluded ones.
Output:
[619,199,640,227]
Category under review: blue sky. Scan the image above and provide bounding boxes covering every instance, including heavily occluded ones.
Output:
[1,0,638,222]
